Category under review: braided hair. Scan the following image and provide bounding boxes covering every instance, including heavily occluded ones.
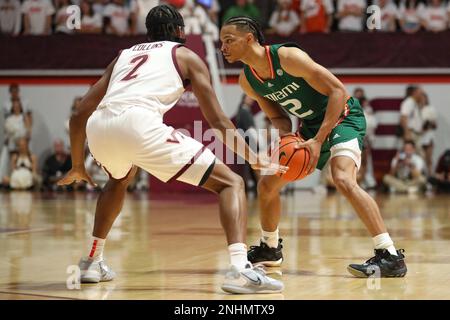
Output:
[223,16,265,45]
[145,4,185,43]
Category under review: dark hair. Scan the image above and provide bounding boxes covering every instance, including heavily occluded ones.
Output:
[405,85,418,98]
[223,16,265,44]
[359,96,367,105]
[81,0,94,17]
[405,0,419,9]
[9,83,19,92]
[145,4,185,43]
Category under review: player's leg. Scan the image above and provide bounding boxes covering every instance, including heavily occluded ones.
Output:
[92,166,138,239]
[330,98,407,277]
[202,162,247,246]
[135,125,283,294]
[331,156,387,236]
[79,166,138,284]
[329,145,407,277]
[80,107,140,283]
[201,162,283,294]
[245,174,289,267]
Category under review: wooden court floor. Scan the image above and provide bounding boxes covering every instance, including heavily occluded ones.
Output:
[0,190,449,300]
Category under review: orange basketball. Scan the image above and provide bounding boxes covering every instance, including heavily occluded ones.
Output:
[271,134,310,181]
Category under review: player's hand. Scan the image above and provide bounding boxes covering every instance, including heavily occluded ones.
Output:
[57,166,97,187]
[251,153,289,176]
[295,137,322,175]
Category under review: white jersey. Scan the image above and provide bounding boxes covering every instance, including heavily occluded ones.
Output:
[98,41,186,116]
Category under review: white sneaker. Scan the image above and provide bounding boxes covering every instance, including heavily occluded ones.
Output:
[221,265,284,294]
[79,257,116,283]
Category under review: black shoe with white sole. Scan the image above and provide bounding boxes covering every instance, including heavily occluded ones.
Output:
[247,239,283,267]
[347,249,407,278]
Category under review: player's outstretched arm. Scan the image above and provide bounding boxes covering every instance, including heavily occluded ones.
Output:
[58,58,117,187]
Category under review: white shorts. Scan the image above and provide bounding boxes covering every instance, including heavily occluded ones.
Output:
[330,138,362,170]
[86,106,216,185]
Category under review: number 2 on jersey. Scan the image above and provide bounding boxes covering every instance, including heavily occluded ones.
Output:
[280,99,314,118]
[121,54,149,81]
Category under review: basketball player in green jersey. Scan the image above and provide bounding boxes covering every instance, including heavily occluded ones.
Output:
[219,16,407,278]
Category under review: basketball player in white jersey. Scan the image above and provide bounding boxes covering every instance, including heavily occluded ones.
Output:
[58,4,286,294]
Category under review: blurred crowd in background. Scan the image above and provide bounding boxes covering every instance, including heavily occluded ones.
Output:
[0,83,449,194]
[1,0,450,39]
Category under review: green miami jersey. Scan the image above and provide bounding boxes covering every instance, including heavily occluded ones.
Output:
[243,43,367,170]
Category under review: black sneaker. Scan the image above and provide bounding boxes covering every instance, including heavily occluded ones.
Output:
[347,249,407,278]
[248,239,283,267]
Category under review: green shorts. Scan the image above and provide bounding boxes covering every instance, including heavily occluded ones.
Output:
[299,97,367,170]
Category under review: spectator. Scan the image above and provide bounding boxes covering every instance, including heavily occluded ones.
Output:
[398,0,425,34]
[0,0,22,36]
[421,0,448,32]
[103,0,132,36]
[419,93,437,176]
[7,137,40,190]
[42,139,72,191]
[3,83,31,116]
[336,0,366,31]
[268,0,300,37]
[300,0,334,33]
[92,0,109,16]
[428,149,450,193]
[373,0,398,32]
[383,140,427,194]
[399,85,424,148]
[0,141,9,187]
[352,88,376,188]
[353,87,365,100]
[78,0,103,34]
[134,0,160,34]
[180,0,219,40]
[128,0,139,35]
[4,99,32,152]
[22,0,55,35]
[54,0,74,34]
[448,0,450,27]
[203,0,221,24]
[254,0,278,29]
[222,0,261,23]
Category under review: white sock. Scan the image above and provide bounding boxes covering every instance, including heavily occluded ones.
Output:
[261,228,279,248]
[228,243,250,271]
[88,236,105,262]
[372,233,397,256]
